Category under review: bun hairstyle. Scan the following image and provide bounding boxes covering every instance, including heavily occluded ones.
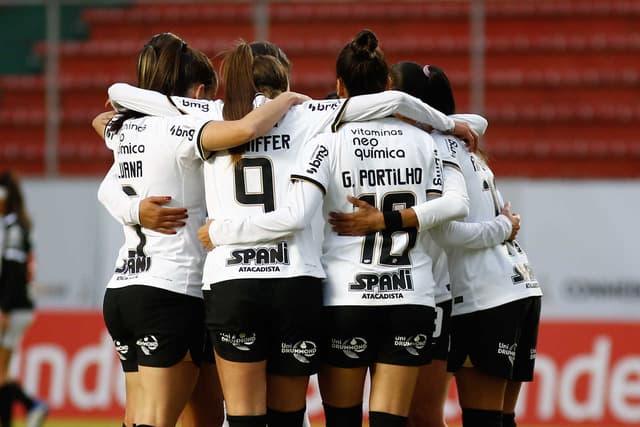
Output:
[390,62,455,115]
[336,29,388,96]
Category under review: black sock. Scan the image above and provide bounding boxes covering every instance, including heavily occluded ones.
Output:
[0,384,13,427]
[267,407,305,427]
[5,382,35,411]
[461,408,502,427]
[323,403,362,427]
[369,411,408,427]
[226,414,267,427]
[502,412,516,427]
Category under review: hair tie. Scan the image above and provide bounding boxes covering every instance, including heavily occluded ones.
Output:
[423,65,431,77]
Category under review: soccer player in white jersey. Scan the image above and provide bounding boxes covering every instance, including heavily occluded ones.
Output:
[94,33,308,427]
[330,64,541,427]
[199,30,470,427]
[102,39,477,427]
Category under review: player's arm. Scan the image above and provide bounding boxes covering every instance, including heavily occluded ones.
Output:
[329,164,469,235]
[429,202,519,249]
[335,90,478,148]
[199,180,323,250]
[108,83,183,116]
[449,113,488,136]
[197,91,309,155]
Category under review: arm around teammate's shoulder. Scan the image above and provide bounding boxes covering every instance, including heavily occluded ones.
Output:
[199,91,309,152]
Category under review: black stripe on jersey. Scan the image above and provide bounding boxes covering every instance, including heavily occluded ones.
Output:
[426,189,443,200]
[196,120,215,161]
[443,160,462,172]
[167,95,188,115]
[291,174,326,196]
[330,99,350,133]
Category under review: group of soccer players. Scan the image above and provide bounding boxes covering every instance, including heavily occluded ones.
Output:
[93,27,541,427]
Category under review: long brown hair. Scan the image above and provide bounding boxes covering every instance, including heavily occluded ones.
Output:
[221,40,290,161]
[109,32,216,133]
[0,171,31,231]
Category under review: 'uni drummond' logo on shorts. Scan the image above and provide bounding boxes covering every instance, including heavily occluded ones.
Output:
[114,340,130,361]
[498,342,517,366]
[136,335,158,356]
[394,334,428,356]
[281,340,318,364]
[220,332,256,351]
[331,337,367,359]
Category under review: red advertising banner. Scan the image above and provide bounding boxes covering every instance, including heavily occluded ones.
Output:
[12,312,640,425]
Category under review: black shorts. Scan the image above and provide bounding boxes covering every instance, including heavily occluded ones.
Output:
[204,277,323,376]
[323,304,436,368]
[432,300,452,361]
[447,296,541,381]
[103,285,207,372]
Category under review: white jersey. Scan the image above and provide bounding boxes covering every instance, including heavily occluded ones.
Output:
[426,133,461,304]
[431,138,543,315]
[200,99,348,286]
[291,118,443,307]
[104,115,210,298]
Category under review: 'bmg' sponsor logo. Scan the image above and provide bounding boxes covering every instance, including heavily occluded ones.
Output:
[306,145,329,174]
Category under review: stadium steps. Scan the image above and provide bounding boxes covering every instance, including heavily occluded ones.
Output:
[0,0,639,176]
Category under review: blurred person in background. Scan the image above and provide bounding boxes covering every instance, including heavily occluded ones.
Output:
[0,171,48,427]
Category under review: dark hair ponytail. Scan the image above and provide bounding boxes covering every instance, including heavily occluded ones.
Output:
[390,62,455,116]
[336,29,388,96]
[222,41,257,121]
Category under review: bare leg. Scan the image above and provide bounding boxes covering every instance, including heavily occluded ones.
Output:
[369,363,419,416]
[455,367,507,410]
[137,360,199,427]
[318,364,368,408]
[215,353,267,416]
[408,360,452,427]
[180,363,225,427]
[124,371,141,427]
[267,374,309,412]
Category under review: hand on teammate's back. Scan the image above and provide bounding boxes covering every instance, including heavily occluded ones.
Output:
[501,201,521,241]
[328,195,385,236]
[198,220,214,251]
[139,196,188,234]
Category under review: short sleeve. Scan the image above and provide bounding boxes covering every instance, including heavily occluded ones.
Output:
[425,141,445,197]
[170,97,224,119]
[289,134,334,196]
[160,116,212,163]
[432,132,462,171]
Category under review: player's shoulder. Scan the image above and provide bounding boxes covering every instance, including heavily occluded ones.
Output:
[298,98,344,115]
[171,97,223,118]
